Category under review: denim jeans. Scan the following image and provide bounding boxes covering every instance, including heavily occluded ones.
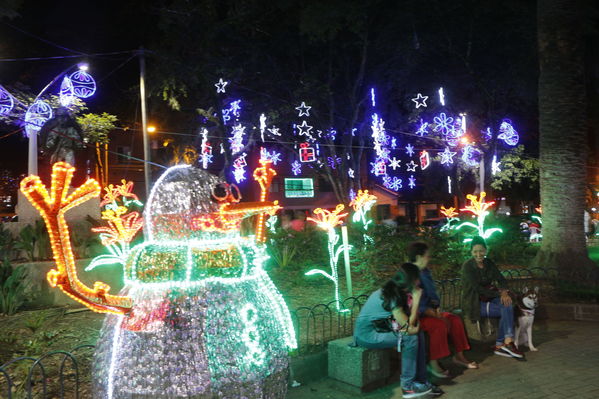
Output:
[480,297,514,346]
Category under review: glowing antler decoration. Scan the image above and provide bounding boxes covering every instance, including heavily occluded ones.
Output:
[253,159,277,243]
[20,162,132,314]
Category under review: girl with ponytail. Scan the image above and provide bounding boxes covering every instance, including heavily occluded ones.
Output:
[354,263,438,398]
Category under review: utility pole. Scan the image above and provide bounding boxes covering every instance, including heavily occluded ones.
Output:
[139,47,151,198]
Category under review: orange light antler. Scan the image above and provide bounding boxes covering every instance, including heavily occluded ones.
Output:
[20,162,132,314]
[253,159,278,243]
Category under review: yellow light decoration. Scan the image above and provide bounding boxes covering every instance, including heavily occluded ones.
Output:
[440,206,459,219]
[350,189,377,212]
[93,210,143,246]
[308,204,348,232]
[460,192,495,217]
[253,159,278,243]
[100,179,140,207]
[20,162,133,314]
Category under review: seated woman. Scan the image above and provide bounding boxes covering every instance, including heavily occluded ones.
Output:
[354,265,441,398]
[408,242,477,378]
[461,236,523,358]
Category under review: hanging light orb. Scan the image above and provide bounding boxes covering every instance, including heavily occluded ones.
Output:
[24,100,53,137]
[0,85,14,115]
[59,76,75,107]
[69,69,96,98]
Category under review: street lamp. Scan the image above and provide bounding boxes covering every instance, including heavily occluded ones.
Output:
[147,125,156,133]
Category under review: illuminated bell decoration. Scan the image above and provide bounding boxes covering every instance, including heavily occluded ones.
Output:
[69,69,97,98]
[21,162,296,398]
[299,142,316,162]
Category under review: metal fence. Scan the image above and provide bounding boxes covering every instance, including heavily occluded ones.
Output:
[1,266,597,398]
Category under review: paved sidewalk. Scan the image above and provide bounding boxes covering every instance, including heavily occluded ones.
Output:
[287,320,599,398]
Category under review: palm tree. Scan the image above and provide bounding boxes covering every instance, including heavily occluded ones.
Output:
[534,0,594,270]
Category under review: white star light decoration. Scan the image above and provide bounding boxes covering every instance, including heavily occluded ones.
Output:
[411,93,428,108]
[389,157,402,170]
[297,120,314,139]
[215,78,228,93]
[295,102,311,117]
[405,143,415,157]
[406,160,418,172]
[440,147,457,165]
[408,175,416,189]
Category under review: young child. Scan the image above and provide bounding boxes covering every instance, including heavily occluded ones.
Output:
[354,263,443,398]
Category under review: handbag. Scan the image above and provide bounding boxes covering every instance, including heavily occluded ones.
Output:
[372,316,394,333]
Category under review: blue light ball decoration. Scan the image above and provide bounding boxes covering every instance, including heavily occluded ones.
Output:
[24,100,53,137]
[0,85,14,115]
[59,76,76,107]
[68,70,96,98]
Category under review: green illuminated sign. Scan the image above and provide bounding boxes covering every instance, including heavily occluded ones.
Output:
[284,178,314,198]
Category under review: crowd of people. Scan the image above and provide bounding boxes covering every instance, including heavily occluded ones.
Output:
[353,237,522,398]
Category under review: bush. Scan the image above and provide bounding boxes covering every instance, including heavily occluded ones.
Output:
[0,257,28,315]
[266,227,328,273]
[13,219,51,261]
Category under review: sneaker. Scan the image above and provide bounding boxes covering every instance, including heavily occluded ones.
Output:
[402,383,433,398]
[425,383,445,396]
[493,345,512,357]
[500,342,524,358]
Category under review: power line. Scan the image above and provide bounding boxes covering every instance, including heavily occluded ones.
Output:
[1,20,87,55]
[0,50,137,62]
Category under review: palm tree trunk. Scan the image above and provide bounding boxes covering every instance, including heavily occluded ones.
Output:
[534,0,593,269]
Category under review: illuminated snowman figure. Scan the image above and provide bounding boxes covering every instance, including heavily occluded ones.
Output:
[20,160,296,398]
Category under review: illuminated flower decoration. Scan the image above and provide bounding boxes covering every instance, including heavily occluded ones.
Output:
[350,190,377,213]
[456,192,502,241]
[460,192,495,218]
[93,211,143,246]
[100,180,141,207]
[440,206,459,219]
[308,204,348,231]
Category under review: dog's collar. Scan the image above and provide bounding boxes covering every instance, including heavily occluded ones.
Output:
[520,307,535,315]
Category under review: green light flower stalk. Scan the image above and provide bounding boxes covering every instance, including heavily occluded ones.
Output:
[456,192,503,242]
[305,204,352,311]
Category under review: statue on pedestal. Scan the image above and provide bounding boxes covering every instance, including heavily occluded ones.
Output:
[39,107,84,165]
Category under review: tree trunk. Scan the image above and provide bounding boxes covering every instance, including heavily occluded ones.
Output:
[534,0,594,270]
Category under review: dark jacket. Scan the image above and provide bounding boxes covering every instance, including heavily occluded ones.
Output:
[418,268,440,315]
[460,258,508,322]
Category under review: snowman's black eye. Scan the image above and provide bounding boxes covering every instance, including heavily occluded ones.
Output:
[211,183,230,202]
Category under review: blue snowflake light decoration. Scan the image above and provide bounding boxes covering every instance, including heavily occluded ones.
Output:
[416,120,429,137]
[408,175,416,189]
[405,143,415,157]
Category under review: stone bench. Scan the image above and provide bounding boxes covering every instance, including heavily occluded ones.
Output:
[327,336,399,393]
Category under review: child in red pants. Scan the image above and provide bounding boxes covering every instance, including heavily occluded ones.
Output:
[408,242,478,377]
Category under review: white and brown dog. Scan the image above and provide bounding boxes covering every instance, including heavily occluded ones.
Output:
[515,286,539,351]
